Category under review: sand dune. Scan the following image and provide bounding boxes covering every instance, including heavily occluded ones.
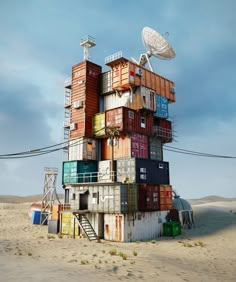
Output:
[0,199,236,281]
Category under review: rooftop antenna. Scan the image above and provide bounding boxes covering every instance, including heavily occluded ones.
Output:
[133,26,176,72]
[80,35,96,61]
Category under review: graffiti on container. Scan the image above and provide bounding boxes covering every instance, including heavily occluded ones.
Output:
[100,195,114,202]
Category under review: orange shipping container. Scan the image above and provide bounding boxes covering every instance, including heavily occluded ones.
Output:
[101,133,148,160]
[106,57,175,103]
[70,61,102,139]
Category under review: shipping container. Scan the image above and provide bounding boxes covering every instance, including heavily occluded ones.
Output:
[69,183,137,213]
[101,133,148,160]
[149,137,163,161]
[69,137,96,161]
[103,87,156,112]
[70,61,102,139]
[116,158,170,185]
[92,112,106,138]
[138,184,172,211]
[153,118,172,143]
[62,160,98,184]
[106,57,175,103]
[99,71,113,95]
[106,107,153,135]
[104,210,169,242]
[154,95,168,118]
[60,211,79,236]
[98,160,117,182]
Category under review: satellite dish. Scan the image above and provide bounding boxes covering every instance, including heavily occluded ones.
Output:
[135,26,176,72]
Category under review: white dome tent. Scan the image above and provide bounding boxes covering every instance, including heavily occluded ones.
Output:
[172,191,194,229]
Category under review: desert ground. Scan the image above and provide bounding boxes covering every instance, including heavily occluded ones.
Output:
[0,197,236,282]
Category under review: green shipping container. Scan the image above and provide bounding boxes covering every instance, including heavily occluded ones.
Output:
[62,160,98,184]
[163,221,181,237]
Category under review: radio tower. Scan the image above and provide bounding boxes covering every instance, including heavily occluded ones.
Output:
[80,35,96,61]
[40,167,61,225]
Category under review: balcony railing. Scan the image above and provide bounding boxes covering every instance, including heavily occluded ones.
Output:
[63,171,117,185]
[153,126,173,142]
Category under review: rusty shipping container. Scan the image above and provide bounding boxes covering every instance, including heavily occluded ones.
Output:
[68,183,137,213]
[99,71,113,95]
[101,133,148,160]
[68,137,96,161]
[70,61,102,139]
[138,184,173,211]
[92,112,106,138]
[103,87,156,112]
[106,57,175,103]
[106,107,153,135]
[149,136,163,161]
[104,210,169,242]
[116,158,170,185]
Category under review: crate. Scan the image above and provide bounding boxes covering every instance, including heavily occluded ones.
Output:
[163,221,181,237]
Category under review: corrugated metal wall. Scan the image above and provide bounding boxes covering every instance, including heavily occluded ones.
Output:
[69,137,97,160]
[70,61,101,139]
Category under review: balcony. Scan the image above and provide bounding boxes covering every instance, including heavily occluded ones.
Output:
[153,126,173,143]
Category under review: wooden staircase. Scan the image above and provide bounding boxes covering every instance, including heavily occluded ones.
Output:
[73,212,100,242]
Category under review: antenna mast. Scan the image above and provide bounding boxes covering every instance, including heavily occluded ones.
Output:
[80,35,96,61]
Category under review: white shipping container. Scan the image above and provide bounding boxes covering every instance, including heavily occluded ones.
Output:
[98,160,116,182]
[104,86,155,112]
[69,137,96,161]
[104,211,168,242]
[104,90,131,111]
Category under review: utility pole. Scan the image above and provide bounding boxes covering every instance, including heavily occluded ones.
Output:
[105,126,120,181]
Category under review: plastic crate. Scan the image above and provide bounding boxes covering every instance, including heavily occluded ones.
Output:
[163,221,181,237]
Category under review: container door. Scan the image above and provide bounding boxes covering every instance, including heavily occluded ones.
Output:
[115,215,122,241]
[79,191,88,210]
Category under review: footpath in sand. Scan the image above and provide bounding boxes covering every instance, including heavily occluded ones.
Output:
[0,201,236,281]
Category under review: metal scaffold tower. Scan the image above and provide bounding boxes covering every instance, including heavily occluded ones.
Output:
[40,167,61,225]
[80,35,96,61]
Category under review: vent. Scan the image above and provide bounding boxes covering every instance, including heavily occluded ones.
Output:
[70,123,77,130]
[73,100,83,109]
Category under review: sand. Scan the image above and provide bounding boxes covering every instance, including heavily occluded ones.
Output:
[0,201,236,281]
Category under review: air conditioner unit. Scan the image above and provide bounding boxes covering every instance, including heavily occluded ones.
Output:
[135,67,143,76]
[70,123,77,130]
[73,100,83,109]
[170,87,176,94]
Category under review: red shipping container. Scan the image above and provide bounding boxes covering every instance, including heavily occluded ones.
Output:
[138,184,173,211]
[105,107,153,136]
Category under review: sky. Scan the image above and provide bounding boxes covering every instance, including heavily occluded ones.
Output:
[0,0,236,199]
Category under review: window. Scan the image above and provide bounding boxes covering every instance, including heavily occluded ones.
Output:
[141,117,146,128]
[153,192,158,202]
[128,110,134,119]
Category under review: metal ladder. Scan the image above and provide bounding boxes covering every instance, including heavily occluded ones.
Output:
[73,213,100,242]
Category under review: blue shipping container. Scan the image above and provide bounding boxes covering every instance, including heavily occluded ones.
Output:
[154,95,168,118]
[32,210,48,225]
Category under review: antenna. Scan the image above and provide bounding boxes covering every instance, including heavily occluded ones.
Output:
[80,35,96,61]
[137,26,176,71]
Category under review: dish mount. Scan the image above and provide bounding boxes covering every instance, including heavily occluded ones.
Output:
[132,27,176,72]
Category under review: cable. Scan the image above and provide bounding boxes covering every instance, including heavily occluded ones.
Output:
[163,145,236,159]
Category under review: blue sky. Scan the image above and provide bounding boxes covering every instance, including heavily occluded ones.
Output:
[0,0,236,198]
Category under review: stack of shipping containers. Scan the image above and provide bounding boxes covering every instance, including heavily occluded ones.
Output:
[61,54,176,242]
